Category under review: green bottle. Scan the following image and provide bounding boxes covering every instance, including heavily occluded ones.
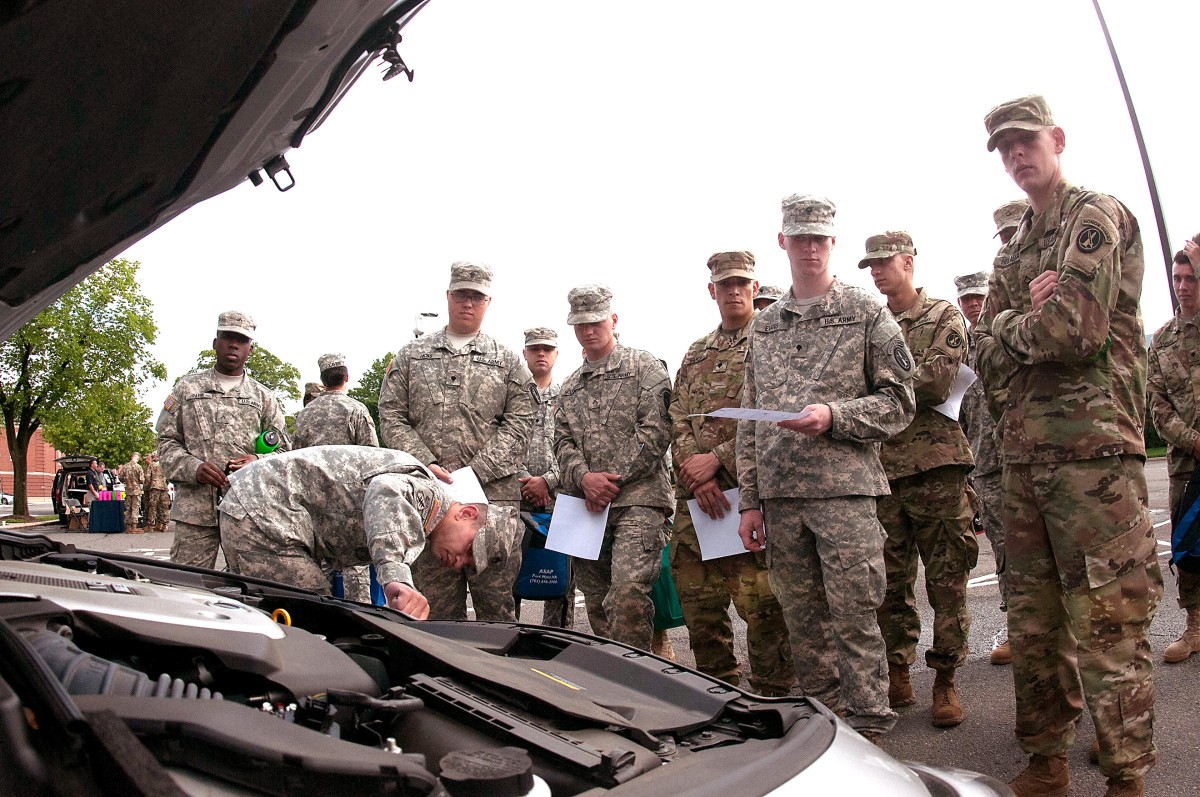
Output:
[254,429,281,455]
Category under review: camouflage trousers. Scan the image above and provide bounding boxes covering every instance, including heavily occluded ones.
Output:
[169,520,222,569]
[342,564,374,603]
[219,511,334,592]
[411,500,523,622]
[574,505,668,651]
[143,489,170,530]
[1169,475,1200,610]
[1004,456,1162,781]
[763,496,895,735]
[123,491,142,530]
[876,465,978,672]
[670,500,795,695]
[970,469,1007,610]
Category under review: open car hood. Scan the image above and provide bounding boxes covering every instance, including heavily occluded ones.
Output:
[0,0,427,340]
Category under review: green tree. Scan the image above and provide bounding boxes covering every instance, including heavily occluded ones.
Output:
[347,352,393,429]
[41,383,158,465]
[192,344,301,404]
[0,258,165,515]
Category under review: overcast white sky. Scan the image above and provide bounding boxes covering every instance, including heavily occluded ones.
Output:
[124,0,1200,418]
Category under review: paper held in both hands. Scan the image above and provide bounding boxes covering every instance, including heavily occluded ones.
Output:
[546,495,609,559]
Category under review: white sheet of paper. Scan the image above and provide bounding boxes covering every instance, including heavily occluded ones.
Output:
[445,466,489,505]
[689,407,811,423]
[688,489,746,560]
[932,363,977,420]
[546,495,609,560]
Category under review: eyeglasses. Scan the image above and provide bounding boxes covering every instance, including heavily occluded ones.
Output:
[449,290,489,305]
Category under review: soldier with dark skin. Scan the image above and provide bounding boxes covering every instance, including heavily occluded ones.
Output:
[974,95,1160,797]
[669,251,794,695]
[1147,242,1200,663]
[862,231,977,728]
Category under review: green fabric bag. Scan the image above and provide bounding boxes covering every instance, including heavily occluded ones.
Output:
[651,546,685,630]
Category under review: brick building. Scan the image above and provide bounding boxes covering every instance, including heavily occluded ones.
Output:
[0,428,63,498]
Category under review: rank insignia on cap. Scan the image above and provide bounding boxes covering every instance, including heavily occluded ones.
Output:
[1076,226,1103,253]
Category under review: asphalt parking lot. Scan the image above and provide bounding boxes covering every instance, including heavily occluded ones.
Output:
[33,457,1195,794]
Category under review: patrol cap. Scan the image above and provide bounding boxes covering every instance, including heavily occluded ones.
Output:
[566,284,614,325]
[984,94,1055,152]
[993,200,1029,237]
[707,251,756,283]
[857,231,917,269]
[471,504,518,576]
[756,285,784,303]
[523,327,558,347]
[953,271,990,298]
[317,353,346,371]
[448,261,493,296]
[216,311,256,339]
[781,194,836,237]
[303,381,325,400]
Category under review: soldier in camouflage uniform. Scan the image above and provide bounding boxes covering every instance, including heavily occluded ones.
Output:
[378,262,535,622]
[142,453,170,532]
[293,353,378,449]
[670,251,794,696]
[303,381,324,405]
[218,446,513,619]
[554,285,674,651]
[516,326,575,628]
[753,285,783,311]
[116,453,144,532]
[1148,244,1200,664]
[737,195,915,739]
[293,352,379,602]
[975,95,1160,797]
[156,311,290,568]
[860,231,978,728]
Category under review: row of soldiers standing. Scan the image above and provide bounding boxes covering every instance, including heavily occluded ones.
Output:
[114,451,171,532]
[150,92,1179,797]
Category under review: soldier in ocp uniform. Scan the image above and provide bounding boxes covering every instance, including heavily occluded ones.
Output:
[955,266,1012,666]
[670,251,794,695]
[117,453,144,532]
[736,195,915,741]
[378,262,535,621]
[1148,242,1200,664]
[974,95,1160,797]
[554,285,674,651]
[156,311,290,568]
[141,453,170,532]
[861,231,977,728]
[218,446,514,619]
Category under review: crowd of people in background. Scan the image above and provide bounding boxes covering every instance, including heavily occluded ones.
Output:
[148,93,1200,797]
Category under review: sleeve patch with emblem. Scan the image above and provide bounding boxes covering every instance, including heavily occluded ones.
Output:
[946,331,963,349]
[163,395,176,412]
[1075,226,1104,254]
[892,340,912,371]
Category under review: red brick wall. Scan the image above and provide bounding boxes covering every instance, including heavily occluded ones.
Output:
[0,428,62,497]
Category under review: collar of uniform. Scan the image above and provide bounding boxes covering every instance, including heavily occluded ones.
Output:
[536,382,560,402]
[894,287,932,322]
[1019,180,1075,254]
[203,367,247,394]
[428,328,492,355]
[581,343,624,375]
[703,317,753,350]
[777,277,845,321]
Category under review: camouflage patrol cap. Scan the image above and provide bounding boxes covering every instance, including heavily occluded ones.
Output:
[953,271,990,298]
[216,311,256,340]
[566,284,614,325]
[756,285,784,302]
[984,95,1054,152]
[471,504,518,576]
[303,381,325,400]
[857,231,917,269]
[707,251,756,283]
[448,261,493,296]
[317,353,346,371]
[781,194,836,237]
[523,327,558,347]
[993,199,1029,237]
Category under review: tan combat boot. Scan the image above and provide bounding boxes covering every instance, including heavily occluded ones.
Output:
[930,669,962,727]
[1103,776,1143,797]
[1008,754,1069,797]
[888,663,915,707]
[990,626,1012,665]
[1163,607,1200,663]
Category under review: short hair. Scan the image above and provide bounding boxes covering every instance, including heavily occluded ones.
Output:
[320,366,349,388]
[1174,250,1191,266]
